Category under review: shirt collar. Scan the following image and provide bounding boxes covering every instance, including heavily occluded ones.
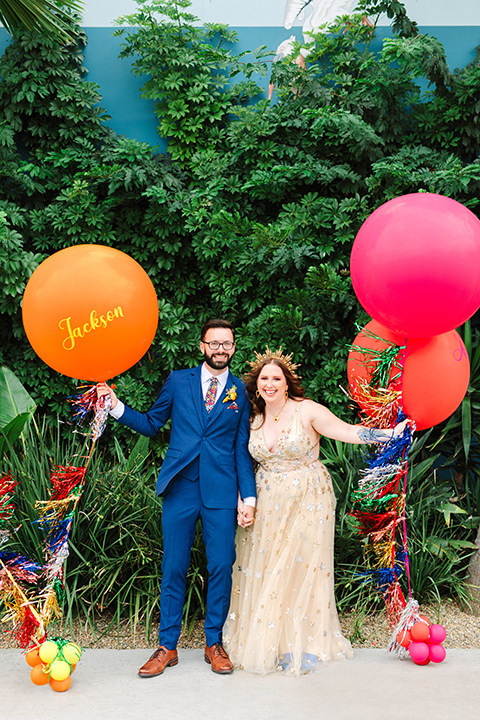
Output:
[201,363,229,393]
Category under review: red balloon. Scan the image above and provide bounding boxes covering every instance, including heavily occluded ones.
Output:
[402,331,470,430]
[351,193,480,337]
[416,657,431,665]
[22,245,158,381]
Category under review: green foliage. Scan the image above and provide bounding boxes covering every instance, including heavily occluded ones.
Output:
[322,430,478,608]
[114,0,268,163]
[0,365,36,455]
[0,0,83,40]
[0,416,206,637]
[1,0,480,619]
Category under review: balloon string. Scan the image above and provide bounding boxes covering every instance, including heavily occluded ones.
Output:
[401,454,412,600]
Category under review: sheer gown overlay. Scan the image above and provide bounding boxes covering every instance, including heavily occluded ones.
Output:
[224,407,353,675]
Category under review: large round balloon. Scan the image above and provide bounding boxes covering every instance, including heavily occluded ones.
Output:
[22,245,158,381]
[348,322,470,430]
[350,194,480,337]
[402,330,470,430]
[347,319,405,409]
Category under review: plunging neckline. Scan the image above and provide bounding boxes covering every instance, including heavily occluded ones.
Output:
[261,409,298,455]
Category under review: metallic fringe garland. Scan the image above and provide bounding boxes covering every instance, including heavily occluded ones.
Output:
[348,330,415,637]
[0,388,108,648]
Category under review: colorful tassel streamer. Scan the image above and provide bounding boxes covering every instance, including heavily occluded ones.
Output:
[0,387,111,648]
[348,329,417,634]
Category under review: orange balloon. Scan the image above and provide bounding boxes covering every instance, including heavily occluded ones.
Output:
[411,620,430,642]
[49,675,72,692]
[25,646,41,667]
[348,322,470,430]
[22,245,158,381]
[396,628,412,648]
[347,319,406,410]
[402,331,470,430]
[30,663,50,685]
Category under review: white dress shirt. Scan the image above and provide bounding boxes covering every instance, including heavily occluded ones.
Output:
[110,364,255,507]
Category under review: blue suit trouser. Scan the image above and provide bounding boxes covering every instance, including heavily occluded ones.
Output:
[159,476,237,649]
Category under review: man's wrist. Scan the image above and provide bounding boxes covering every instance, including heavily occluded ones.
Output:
[110,400,125,419]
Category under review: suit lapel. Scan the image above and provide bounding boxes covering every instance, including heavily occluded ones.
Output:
[190,365,206,427]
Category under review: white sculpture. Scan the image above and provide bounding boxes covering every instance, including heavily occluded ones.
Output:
[283,0,358,35]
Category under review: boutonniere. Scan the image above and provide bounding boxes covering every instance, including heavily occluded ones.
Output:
[223,385,238,410]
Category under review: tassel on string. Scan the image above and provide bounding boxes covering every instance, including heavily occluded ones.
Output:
[349,325,406,389]
[68,384,112,442]
[351,509,399,540]
[11,603,44,650]
[91,393,112,442]
[49,466,87,502]
[0,552,42,586]
[67,385,98,425]
[365,538,397,569]
[0,473,18,525]
[348,381,402,428]
[387,596,422,654]
[0,384,110,648]
[384,581,407,630]
[39,584,64,627]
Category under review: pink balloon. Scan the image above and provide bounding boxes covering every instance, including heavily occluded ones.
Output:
[428,624,447,644]
[429,644,447,663]
[350,193,480,337]
[409,641,430,664]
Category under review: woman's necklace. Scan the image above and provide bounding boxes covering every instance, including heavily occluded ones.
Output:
[265,398,288,423]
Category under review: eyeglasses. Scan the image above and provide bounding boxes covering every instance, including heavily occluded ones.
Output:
[202,341,235,351]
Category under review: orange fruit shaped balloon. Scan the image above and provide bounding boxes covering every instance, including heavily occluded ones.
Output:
[30,663,50,685]
[49,675,72,692]
[25,646,42,667]
[22,245,159,381]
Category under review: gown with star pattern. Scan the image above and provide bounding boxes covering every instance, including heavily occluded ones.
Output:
[223,407,353,675]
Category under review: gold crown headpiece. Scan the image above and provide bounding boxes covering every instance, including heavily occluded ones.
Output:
[247,346,301,379]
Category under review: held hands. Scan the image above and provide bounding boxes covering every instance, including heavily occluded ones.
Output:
[237,499,255,528]
[96,382,118,410]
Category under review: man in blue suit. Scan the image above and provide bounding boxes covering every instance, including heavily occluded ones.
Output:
[97,319,256,676]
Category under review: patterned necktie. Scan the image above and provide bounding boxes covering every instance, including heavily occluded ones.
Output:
[205,376,218,413]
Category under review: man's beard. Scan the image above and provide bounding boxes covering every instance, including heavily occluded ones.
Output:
[203,351,233,371]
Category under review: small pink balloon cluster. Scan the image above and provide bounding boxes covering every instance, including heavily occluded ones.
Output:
[396,616,446,665]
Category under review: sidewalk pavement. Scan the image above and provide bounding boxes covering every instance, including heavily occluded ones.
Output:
[2,648,480,720]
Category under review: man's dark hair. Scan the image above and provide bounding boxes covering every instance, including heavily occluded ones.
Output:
[200,318,235,341]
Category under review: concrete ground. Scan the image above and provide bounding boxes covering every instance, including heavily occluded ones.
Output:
[2,647,480,720]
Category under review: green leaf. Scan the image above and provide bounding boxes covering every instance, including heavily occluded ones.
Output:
[0,367,36,429]
[462,395,471,461]
[437,502,468,527]
[0,411,32,455]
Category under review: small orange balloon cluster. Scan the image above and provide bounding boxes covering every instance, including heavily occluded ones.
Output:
[26,638,82,692]
[396,615,447,665]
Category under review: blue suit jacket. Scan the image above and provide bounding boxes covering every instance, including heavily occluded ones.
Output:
[116,365,256,509]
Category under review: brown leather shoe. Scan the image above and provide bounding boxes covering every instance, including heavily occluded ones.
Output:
[204,642,234,674]
[138,646,178,677]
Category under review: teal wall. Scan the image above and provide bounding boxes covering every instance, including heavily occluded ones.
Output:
[1,2,480,150]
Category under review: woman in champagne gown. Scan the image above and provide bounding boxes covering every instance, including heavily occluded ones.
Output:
[223,348,406,676]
